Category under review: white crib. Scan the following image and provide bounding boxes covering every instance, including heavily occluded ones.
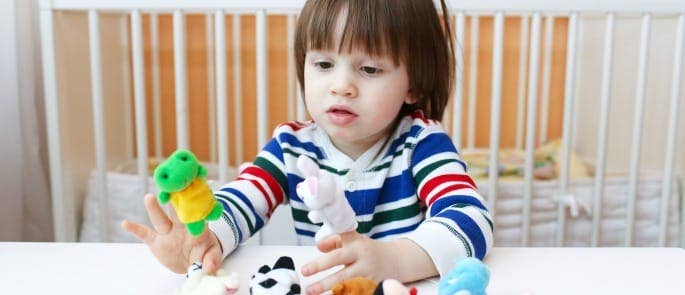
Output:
[39,0,685,247]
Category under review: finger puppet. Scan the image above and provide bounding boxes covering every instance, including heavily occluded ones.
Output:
[296,155,358,242]
[250,256,301,295]
[438,257,489,295]
[153,149,223,236]
[374,279,417,295]
[175,262,240,295]
[331,277,378,295]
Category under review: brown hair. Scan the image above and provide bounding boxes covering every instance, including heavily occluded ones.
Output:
[294,0,455,121]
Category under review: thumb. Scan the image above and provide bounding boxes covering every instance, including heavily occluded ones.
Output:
[202,244,222,274]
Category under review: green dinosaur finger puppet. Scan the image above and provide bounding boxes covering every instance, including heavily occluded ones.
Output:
[153,149,223,236]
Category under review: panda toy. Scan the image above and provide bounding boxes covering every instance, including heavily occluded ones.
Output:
[249,256,302,295]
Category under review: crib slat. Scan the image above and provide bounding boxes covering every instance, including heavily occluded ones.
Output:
[173,10,189,150]
[557,13,579,246]
[592,13,615,247]
[215,10,229,183]
[150,14,162,160]
[488,12,504,220]
[453,12,465,150]
[625,14,651,247]
[516,15,530,150]
[206,13,217,164]
[233,14,244,164]
[287,14,296,121]
[40,7,74,242]
[659,14,684,246]
[120,16,134,161]
[131,10,149,191]
[88,9,109,242]
[523,12,542,247]
[539,15,554,145]
[256,9,268,150]
[467,16,479,150]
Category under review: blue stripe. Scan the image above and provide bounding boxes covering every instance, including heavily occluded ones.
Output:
[278,133,326,159]
[287,174,304,203]
[439,209,487,259]
[219,187,265,234]
[429,195,487,216]
[216,198,243,242]
[369,222,420,239]
[383,125,423,158]
[376,169,416,205]
[295,228,316,237]
[261,137,284,162]
[412,133,467,172]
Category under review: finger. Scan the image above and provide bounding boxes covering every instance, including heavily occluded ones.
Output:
[339,230,362,244]
[121,220,155,244]
[144,194,172,234]
[302,248,356,277]
[166,201,185,227]
[201,243,222,275]
[316,234,342,253]
[306,266,356,295]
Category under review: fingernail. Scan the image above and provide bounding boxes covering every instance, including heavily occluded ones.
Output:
[301,266,310,275]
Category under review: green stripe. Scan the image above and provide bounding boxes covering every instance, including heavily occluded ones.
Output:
[282,148,349,175]
[357,202,421,233]
[366,143,414,172]
[223,197,255,235]
[254,156,288,196]
[414,159,459,185]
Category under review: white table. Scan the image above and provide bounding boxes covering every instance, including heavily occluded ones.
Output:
[1,243,683,294]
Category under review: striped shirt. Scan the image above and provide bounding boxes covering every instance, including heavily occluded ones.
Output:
[209,110,493,275]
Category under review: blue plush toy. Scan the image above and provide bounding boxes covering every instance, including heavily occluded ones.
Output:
[438,257,490,295]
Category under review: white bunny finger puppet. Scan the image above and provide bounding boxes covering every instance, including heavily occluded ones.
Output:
[295,155,358,242]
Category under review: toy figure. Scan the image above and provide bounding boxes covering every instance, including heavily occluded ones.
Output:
[295,155,358,242]
[153,149,223,236]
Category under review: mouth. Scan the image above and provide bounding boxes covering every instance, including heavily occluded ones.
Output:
[326,105,357,116]
[326,105,358,126]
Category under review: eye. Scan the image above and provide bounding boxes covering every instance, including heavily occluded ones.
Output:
[180,156,188,161]
[162,173,169,179]
[314,61,333,69]
[361,66,381,75]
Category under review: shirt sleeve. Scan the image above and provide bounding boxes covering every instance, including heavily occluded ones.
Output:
[209,133,289,261]
[404,124,494,277]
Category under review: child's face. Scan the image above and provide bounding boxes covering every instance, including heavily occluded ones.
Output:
[303,29,414,159]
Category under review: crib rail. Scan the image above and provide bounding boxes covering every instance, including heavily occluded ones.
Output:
[40,0,685,247]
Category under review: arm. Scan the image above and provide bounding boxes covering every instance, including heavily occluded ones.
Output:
[405,126,494,276]
[209,135,289,260]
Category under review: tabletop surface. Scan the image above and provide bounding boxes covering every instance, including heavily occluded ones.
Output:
[1,242,684,294]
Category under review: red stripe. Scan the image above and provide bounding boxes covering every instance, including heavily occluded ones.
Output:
[419,174,476,203]
[426,183,473,207]
[243,166,285,209]
[236,176,273,213]
[410,111,428,123]
[278,120,310,131]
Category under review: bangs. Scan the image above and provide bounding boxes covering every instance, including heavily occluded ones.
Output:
[301,0,406,65]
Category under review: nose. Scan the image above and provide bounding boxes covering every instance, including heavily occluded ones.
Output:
[329,71,358,98]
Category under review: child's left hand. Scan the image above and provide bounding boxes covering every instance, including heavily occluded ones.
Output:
[301,231,398,294]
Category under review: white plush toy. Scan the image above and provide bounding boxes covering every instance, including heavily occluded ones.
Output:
[175,262,240,295]
[295,155,358,242]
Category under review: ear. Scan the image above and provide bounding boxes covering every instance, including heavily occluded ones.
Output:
[404,90,418,105]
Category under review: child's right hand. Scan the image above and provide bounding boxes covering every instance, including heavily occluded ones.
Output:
[121,194,223,274]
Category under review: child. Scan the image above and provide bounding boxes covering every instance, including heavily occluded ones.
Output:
[122,0,493,294]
